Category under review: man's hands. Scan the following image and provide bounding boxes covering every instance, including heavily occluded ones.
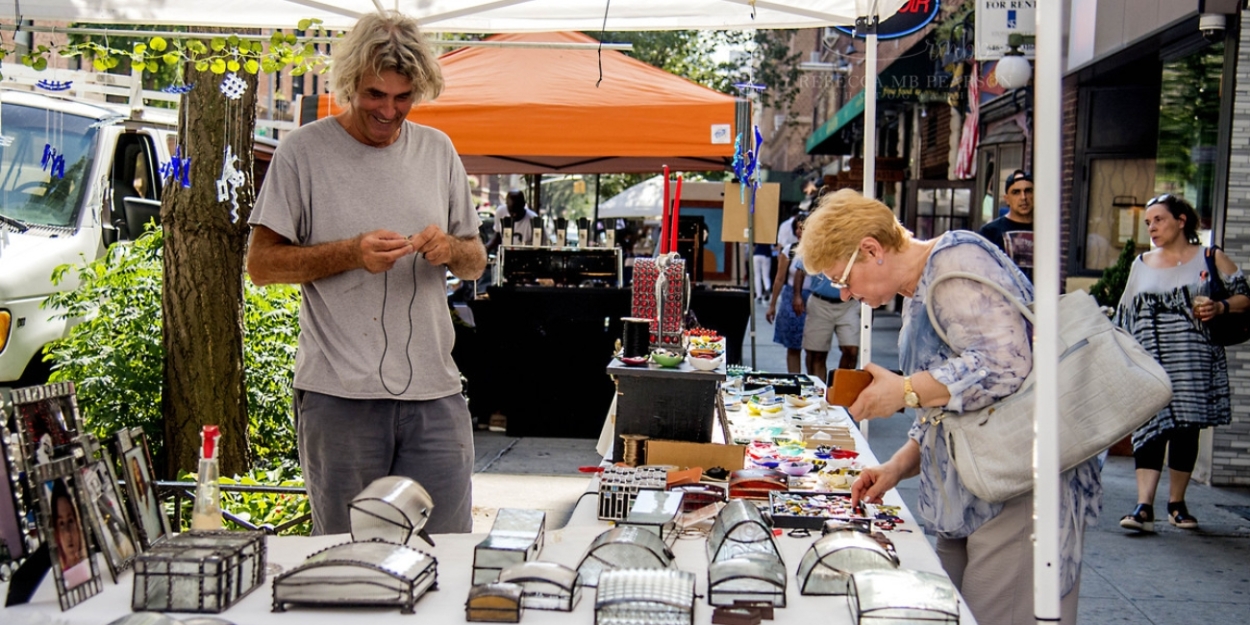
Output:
[354,225,456,273]
[409,224,454,266]
[357,230,417,273]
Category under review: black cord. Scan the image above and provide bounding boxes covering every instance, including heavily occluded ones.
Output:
[378,253,419,396]
[596,0,611,87]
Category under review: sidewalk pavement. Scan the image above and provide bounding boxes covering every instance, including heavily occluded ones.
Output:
[471,297,1250,624]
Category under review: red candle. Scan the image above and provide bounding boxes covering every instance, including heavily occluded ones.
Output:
[670,175,683,254]
[660,165,670,254]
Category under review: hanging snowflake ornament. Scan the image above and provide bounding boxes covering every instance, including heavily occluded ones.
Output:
[162,83,195,95]
[219,73,247,100]
[216,145,246,223]
[35,79,73,91]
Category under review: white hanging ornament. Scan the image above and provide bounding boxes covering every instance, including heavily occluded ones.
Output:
[216,145,246,223]
[219,73,247,100]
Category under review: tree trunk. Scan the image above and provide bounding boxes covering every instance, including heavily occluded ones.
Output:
[161,47,258,478]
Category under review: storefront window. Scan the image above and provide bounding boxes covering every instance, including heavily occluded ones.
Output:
[914,186,972,240]
[1153,41,1224,241]
[1083,159,1155,270]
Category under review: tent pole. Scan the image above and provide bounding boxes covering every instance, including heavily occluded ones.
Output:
[736,99,758,368]
[1033,0,1063,621]
[857,20,879,437]
[593,173,601,243]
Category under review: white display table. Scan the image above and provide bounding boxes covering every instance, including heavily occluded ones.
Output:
[3,400,977,624]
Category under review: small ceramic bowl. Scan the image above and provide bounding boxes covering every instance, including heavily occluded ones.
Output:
[780,461,814,476]
[619,355,649,367]
[650,350,684,368]
[687,353,724,371]
[784,395,812,407]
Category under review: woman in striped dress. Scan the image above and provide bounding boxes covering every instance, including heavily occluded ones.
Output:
[1114,194,1250,532]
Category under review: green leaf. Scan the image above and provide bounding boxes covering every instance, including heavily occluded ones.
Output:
[211,37,227,52]
[228,35,240,47]
[261,58,278,73]
[150,36,168,52]
[187,40,208,54]
[227,59,240,72]
[290,66,306,77]
[33,57,47,71]
[133,42,147,54]
[284,33,297,45]
[244,59,260,74]
[251,40,265,54]
[297,19,312,31]
[105,56,120,69]
[146,60,158,73]
[195,59,210,72]
[92,57,108,71]
[270,31,284,45]
[210,58,228,74]
[163,52,180,66]
[303,43,315,55]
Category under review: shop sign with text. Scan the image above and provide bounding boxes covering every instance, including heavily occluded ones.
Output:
[834,0,941,40]
[975,0,1036,60]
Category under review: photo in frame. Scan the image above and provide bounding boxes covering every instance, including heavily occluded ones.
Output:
[78,454,139,581]
[11,382,84,464]
[33,456,102,610]
[116,428,169,549]
[2,389,38,572]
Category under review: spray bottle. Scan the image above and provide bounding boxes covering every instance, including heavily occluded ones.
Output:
[191,425,222,530]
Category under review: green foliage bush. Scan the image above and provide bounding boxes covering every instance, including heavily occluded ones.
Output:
[44,227,302,471]
[1090,239,1138,309]
[176,466,311,536]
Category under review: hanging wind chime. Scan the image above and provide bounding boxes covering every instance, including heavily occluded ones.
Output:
[217,72,248,223]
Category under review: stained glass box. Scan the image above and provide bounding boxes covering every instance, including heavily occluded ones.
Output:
[131,531,266,613]
[472,508,546,585]
[271,540,437,614]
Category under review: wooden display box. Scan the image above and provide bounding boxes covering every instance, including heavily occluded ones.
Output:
[608,360,725,463]
[645,440,745,472]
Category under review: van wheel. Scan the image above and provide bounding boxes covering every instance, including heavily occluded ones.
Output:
[14,354,53,388]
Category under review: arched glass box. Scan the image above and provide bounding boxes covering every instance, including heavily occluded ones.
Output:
[270,540,437,614]
[795,531,899,596]
[849,569,960,624]
[472,508,546,585]
[349,476,435,547]
[576,526,673,587]
[595,568,695,625]
[707,551,787,608]
[465,581,524,623]
[497,561,581,612]
[705,499,780,563]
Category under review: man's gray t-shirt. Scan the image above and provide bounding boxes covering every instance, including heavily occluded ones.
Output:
[250,117,480,401]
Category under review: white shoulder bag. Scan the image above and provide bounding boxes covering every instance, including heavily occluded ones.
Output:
[924,272,1172,503]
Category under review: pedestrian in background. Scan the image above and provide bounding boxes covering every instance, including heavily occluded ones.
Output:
[1114,194,1249,532]
[752,242,773,301]
[802,189,1098,625]
[766,214,810,374]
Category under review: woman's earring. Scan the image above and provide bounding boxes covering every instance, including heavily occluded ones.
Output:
[877,258,884,265]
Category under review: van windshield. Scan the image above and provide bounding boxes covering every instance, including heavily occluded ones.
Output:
[0,103,100,229]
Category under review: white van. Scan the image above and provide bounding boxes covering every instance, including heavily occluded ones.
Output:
[0,89,175,386]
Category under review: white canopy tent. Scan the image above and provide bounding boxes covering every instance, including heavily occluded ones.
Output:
[598,176,726,220]
[1,1,909,31]
[0,1,1068,620]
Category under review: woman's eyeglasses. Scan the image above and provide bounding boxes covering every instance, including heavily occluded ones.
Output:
[829,248,858,290]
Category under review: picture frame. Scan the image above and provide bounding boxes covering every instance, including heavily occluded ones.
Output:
[2,389,39,575]
[10,382,85,465]
[116,427,169,549]
[78,453,140,582]
[32,456,102,610]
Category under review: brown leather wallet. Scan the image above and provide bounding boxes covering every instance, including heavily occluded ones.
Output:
[826,368,872,407]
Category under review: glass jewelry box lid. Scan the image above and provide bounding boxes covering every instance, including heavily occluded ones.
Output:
[849,569,960,623]
[271,540,437,605]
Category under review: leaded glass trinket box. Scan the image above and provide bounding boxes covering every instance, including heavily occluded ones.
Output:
[619,489,684,540]
[270,540,437,614]
[131,531,266,614]
[576,525,674,587]
[796,530,899,596]
[707,551,787,608]
[497,561,581,612]
[349,476,435,547]
[595,568,695,625]
[706,499,780,563]
[472,508,546,584]
[849,569,960,624]
[465,581,524,622]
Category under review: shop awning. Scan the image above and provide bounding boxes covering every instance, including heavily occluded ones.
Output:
[806,90,864,155]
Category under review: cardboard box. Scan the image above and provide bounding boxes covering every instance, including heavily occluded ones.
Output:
[645,440,745,472]
[721,182,780,244]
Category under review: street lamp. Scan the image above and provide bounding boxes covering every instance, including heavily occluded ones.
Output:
[995,33,1033,90]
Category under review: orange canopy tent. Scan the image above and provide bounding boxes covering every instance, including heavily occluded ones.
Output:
[302,31,744,174]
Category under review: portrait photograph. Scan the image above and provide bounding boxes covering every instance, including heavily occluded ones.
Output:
[33,458,101,610]
[118,429,169,549]
[78,458,138,579]
[11,382,83,464]
[0,434,27,563]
